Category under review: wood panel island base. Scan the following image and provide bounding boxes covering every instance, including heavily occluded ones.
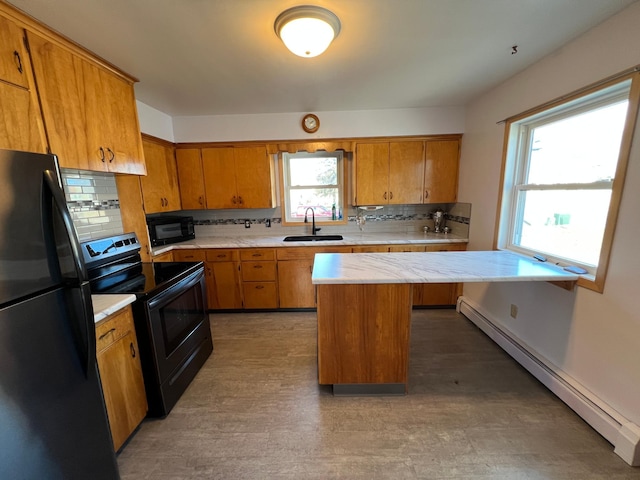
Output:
[312,251,579,395]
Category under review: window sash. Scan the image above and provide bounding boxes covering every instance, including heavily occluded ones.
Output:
[497,71,640,291]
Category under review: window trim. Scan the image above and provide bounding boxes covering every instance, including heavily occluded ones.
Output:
[278,150,349,226]
[495,71,640,292]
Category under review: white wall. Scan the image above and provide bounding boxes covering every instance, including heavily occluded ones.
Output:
[167,107,465,143]
[459,0,640,455]
[136,101,175,142]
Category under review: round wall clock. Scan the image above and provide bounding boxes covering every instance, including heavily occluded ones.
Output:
[302,113,320,133]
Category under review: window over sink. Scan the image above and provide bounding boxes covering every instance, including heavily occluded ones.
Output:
[281,151,346,224]
[496,71,640,292]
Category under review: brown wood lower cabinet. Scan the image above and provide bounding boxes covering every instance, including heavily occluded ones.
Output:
[178,243,466,311]
[205,249,242,309]
[240,248,278,309]
[95,306,147,451]
[277,247,351,309]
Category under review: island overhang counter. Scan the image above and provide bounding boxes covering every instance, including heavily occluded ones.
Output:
[311,250,579,395]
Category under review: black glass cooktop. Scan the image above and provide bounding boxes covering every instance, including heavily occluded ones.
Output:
[90,261,204,297]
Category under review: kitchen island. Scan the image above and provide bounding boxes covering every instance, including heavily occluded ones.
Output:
[311,250,580,395]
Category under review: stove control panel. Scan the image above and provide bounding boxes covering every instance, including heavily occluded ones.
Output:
[81,233,140,268]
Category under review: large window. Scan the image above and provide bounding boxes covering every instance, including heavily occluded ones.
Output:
[497,72,640,291]
[281,151,345,223]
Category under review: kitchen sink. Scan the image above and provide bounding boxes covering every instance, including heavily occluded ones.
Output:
[283,235,344,242]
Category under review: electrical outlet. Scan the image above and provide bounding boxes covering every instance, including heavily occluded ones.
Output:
[265,219,271,228]
[510,304,518,319]
[244,220,251,228]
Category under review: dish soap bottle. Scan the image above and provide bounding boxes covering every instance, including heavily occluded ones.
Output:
[331,203,337,220]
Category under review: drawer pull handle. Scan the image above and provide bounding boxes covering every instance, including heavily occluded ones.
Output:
[217,254,226,258]
[99,328,116,340]
[253,265,263,269]
[184,255,194,258]
[256,285,264,290]
[252,253,262,257]
[130,342,136,358]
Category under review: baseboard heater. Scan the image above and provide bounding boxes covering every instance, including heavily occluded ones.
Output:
[457,296,640,466]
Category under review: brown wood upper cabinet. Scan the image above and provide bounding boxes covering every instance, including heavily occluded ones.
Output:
[139,137,181,213]
[0,15,46,152]
[176,148,206,209]
[424,139,460,203]
[354,141,424,205]
[0,15,29,88]
[27,32,145,174]
[202,146,276,209]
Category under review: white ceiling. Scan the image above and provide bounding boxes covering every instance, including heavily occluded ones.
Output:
[8,0,638,117]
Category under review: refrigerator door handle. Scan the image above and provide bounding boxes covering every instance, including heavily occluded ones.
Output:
[43,169,95,377]
[79,282,96,377]
[42,169,88,282]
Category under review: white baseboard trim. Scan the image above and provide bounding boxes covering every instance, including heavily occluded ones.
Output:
[457,296,640,467]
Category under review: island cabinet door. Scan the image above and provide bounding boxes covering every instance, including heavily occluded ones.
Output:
[317,283,412,387]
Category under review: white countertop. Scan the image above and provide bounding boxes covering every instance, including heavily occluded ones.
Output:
[153,232,467,254]
[92,294,137,324]
[311,250,580,284]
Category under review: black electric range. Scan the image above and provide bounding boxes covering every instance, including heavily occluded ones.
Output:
[81,233,212,417]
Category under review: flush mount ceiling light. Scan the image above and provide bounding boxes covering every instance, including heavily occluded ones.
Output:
[274,5,341,58]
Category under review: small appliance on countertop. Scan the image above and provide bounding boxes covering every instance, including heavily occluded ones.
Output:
[81,232,212,417]
[147,215,195,247]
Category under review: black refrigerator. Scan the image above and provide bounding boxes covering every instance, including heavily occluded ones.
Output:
[0,150,119,479]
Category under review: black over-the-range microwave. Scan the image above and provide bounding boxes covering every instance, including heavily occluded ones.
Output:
[147,215,195,246]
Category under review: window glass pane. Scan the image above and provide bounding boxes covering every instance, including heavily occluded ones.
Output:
[515,189,612,266]
[527,101,628,185]
[283,151,343,222]
[289,157,337,186]
[288,188,339,218]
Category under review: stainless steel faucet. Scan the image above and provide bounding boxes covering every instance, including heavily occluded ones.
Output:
[304,207,321,235]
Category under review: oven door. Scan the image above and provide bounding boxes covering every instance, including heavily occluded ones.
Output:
[145,267,209,382]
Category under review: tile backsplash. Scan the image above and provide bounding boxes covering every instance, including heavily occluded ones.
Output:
[181,203,471,238]
[61,169,124,242]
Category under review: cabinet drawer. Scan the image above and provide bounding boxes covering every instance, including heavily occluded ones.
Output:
[241,261,276,281]
[206,249,239,262]
[173,249,206,262]
[388,245,426,252]
[240,248,275,261]
[95,307,134,353]
[424,243,467,252]
[277,246,351,261]
[352,245,390,253]
[242,282,278,309]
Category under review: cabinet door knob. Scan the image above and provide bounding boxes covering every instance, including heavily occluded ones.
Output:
[130,342,136,358]
[425,190,429,199]
[13,51,23,74]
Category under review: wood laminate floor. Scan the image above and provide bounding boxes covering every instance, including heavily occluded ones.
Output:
[117,309,638,479]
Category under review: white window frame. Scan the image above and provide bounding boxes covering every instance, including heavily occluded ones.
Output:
[496,72,640,292]
[280,150,346,225]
